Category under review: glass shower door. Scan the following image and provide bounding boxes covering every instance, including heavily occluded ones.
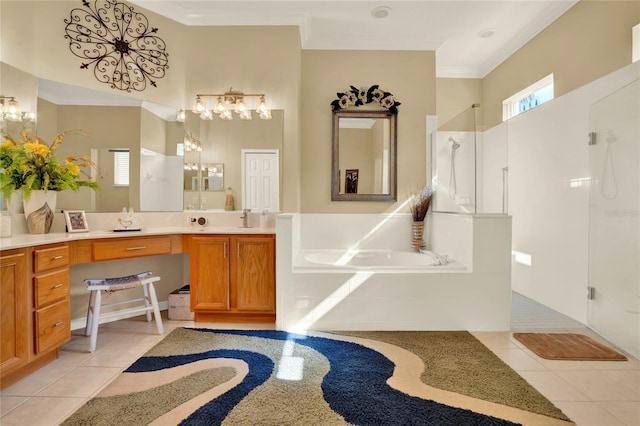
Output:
[588,79,640,359]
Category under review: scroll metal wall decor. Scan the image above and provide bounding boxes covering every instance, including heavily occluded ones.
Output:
[64,0,169,92]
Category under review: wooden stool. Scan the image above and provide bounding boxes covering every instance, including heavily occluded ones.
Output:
[85,271,164,352]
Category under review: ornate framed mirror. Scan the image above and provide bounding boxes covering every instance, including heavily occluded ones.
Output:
[331,110,397,201]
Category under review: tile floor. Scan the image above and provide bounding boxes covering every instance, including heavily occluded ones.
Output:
[1,292,639,426]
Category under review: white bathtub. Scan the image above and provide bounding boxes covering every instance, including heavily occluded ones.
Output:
[277,213,512,331]
[295,249,468,273]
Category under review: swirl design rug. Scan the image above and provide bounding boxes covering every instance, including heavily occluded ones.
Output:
[63,328,574,425]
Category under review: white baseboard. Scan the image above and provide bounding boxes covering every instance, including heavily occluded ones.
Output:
[70,300,169,331]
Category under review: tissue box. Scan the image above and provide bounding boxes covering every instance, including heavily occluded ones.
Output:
[168,286,194,320]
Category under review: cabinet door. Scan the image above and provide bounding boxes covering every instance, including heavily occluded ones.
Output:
[1,250,29,374]
[190,236,230,311]
[35,298,71,354]
[233,236,275,312]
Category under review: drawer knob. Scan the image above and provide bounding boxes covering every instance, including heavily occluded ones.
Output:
[52,255,64,260]
[53,321,64,327]
[52,284,64,289]
[126,246,146,251]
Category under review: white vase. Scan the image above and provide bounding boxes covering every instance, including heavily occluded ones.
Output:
[23,190,57,234]
[6,191,24,214]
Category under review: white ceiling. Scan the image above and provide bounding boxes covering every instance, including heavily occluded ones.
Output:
[38,78,180,120]
[130,0,578,78]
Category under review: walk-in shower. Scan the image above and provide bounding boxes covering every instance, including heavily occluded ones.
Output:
[432,104,480,213]
[431,103,508,214]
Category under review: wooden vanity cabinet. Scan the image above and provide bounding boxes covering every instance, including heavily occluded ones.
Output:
[32,245,71,354]
[234,236,275,313]
[1,243,71,389]
[188,236,231,312]
[1,249,29,379]
[185,234,275,322]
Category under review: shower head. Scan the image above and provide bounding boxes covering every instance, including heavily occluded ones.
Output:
[448,137,461,150]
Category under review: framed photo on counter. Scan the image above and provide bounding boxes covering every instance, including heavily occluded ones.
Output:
[64,210,89,233]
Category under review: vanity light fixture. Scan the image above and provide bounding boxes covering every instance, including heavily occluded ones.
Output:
[0,96,35,123]
[183,132,202,152]
[22,111,37,122]
[0,96,22,122]
[192,88,271,120]
[176,109,186,122]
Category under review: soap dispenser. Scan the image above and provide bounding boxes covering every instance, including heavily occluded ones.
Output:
[259,210,269,228]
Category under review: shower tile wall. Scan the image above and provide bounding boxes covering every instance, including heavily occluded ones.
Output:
[479,61,640,359]
[432,131,476,213]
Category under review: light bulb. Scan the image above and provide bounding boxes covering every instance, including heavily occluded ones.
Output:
[234,98,246,114]
[22,111,36,121]
[176,109,185,122]
[200,109,213,120]
[220,109,233,120]
[256,96,268,113]
[193,97,204,113]
[259,110,272,120]
[239,110,252,120]
[5,98,21,121]
[214,97,226,114]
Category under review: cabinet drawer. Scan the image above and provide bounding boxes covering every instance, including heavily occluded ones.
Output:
[92,236,172,261]
[35,299,70,354]
[34,246,69,273]
[35,270,70,308]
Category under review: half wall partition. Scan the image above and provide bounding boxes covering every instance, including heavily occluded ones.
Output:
[431,104,508,215]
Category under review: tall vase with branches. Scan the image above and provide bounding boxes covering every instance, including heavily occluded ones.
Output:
[409,185,434,252]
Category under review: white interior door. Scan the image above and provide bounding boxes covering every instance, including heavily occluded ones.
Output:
[242,150,280,212]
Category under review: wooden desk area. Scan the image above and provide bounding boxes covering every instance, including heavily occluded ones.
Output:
[0,229,274,389]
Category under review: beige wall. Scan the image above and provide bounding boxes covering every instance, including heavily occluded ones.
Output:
[54,104,142,211]
[339,128,375,194]
[301,50,436,213]
[183,26,301,212]
[0,1,188,108]
[140,108,168,155]
[436,78,482,129]
[481,0,639,129]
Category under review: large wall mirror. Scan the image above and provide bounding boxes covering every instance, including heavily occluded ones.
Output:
[183,110,283,211]
[2,62,284,213]
[36,78,185,212]
[331,110,397,201]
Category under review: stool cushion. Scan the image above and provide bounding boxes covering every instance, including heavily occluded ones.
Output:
[86,271,154,291]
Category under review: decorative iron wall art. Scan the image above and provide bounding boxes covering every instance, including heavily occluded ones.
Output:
[64,0,169,92]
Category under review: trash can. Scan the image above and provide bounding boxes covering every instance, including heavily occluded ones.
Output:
[168,284,194,320]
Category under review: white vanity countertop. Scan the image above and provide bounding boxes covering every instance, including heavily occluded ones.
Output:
[0,226,276,250]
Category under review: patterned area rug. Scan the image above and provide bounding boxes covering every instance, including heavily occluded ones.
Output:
[62,328,575,425]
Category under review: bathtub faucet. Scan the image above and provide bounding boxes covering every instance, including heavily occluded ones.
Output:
[240,209,251,228]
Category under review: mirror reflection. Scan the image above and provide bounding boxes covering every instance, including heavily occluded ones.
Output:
[183,110,283,211]
[332,110,397,201]
[184,161,223,190]
[36,78,185,213]
[3,62,285,212]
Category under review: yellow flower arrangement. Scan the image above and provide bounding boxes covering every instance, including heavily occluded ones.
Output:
[1,128,98,200]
